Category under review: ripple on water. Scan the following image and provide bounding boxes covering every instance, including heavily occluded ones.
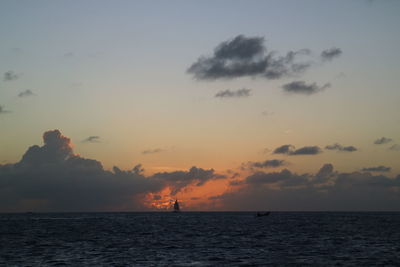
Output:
[0,212,400,265]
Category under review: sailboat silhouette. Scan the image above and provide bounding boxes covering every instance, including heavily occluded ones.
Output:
[173,199,180,212]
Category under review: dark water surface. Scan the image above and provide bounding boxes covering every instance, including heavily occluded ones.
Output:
[1,212,399,266]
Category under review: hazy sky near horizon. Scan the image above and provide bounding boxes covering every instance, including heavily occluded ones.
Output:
[1,0,399,211]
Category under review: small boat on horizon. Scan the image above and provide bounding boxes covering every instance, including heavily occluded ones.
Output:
[256,211,270,217]
[173,199,180,212]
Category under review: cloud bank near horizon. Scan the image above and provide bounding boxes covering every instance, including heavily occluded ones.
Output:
[215,164,400,211]
[0,130,399,212]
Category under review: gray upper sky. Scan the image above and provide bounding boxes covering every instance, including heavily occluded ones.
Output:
[0,0,399,211]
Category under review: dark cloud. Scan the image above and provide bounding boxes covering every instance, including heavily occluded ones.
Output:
[273,144,294,154]
[282,81,331,95]
[210,164,400,211]
[273,145,321,155]
[0,130,163,211]
[3,71,19,81]
[215,88,251,98]
[132,164,144,175]
[18,90,35,98]
[251,159,286,168]
[325,143,357,152]
[361,166,391,172]
[315,163,336,184]
[374,137,393,145]
[187,35,312,80]
[82,136,101,143]
[0,130,224,212]
[142,148,165,155]
[291,146,322,155]
[321,47,342,61]
[389,144,400,151]
[214,35,265,60]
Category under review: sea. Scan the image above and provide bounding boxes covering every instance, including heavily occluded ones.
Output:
[1,212,399,266]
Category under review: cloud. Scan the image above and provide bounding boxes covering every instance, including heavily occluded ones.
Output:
[250,159,286,168]
[0,106,10,114]
[0,130,224,212]
[315,163,336,184]
[374,137,393,145]
[282,81,331,95]
[273,144,294,154]
[325,143,357,152]
[18,90,35,98]
[361,166,391,172]
[291,146,322,155]
[389,144,400,151]
[64,52,74,57]
[142,148,165,155]
[321,47,342,61]
[82,136,101,143]
[261,111,274,116]
[215,88,251,98]
[273,145,322,155]
[132,164,144,175]
[246,169,309,187]
[3,71,20,81]
[1,130,397,212]
[151,166,226,195]
[187,35,313,80]
[209,164,400,211]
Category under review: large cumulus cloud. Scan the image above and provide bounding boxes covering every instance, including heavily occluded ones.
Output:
[0,130,222,212]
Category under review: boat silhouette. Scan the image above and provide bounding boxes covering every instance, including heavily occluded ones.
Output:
[173,199,180,212]
[256,211,270,217]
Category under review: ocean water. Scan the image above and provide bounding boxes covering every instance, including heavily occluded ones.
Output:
[1,212,399,266]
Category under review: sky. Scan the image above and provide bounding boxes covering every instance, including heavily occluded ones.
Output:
[0,0,399,212]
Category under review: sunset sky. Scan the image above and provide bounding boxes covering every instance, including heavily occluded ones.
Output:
[1,0,399,212]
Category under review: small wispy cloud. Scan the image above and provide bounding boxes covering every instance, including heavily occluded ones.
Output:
[321,47,342,61]
[250,159,286,168]
[3,71,19,81]
[282,81,331,95]
[389,144,400,151]
[0,106,10,114]
[361,166,391,172]
[64,52,74,57]
[215,88,251,98]
[18,90,35,98]
[142,148,165,155]
[325,143,357,152]
[374,137,392,145]
[82,136,101,143]
[261,111,274,116]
